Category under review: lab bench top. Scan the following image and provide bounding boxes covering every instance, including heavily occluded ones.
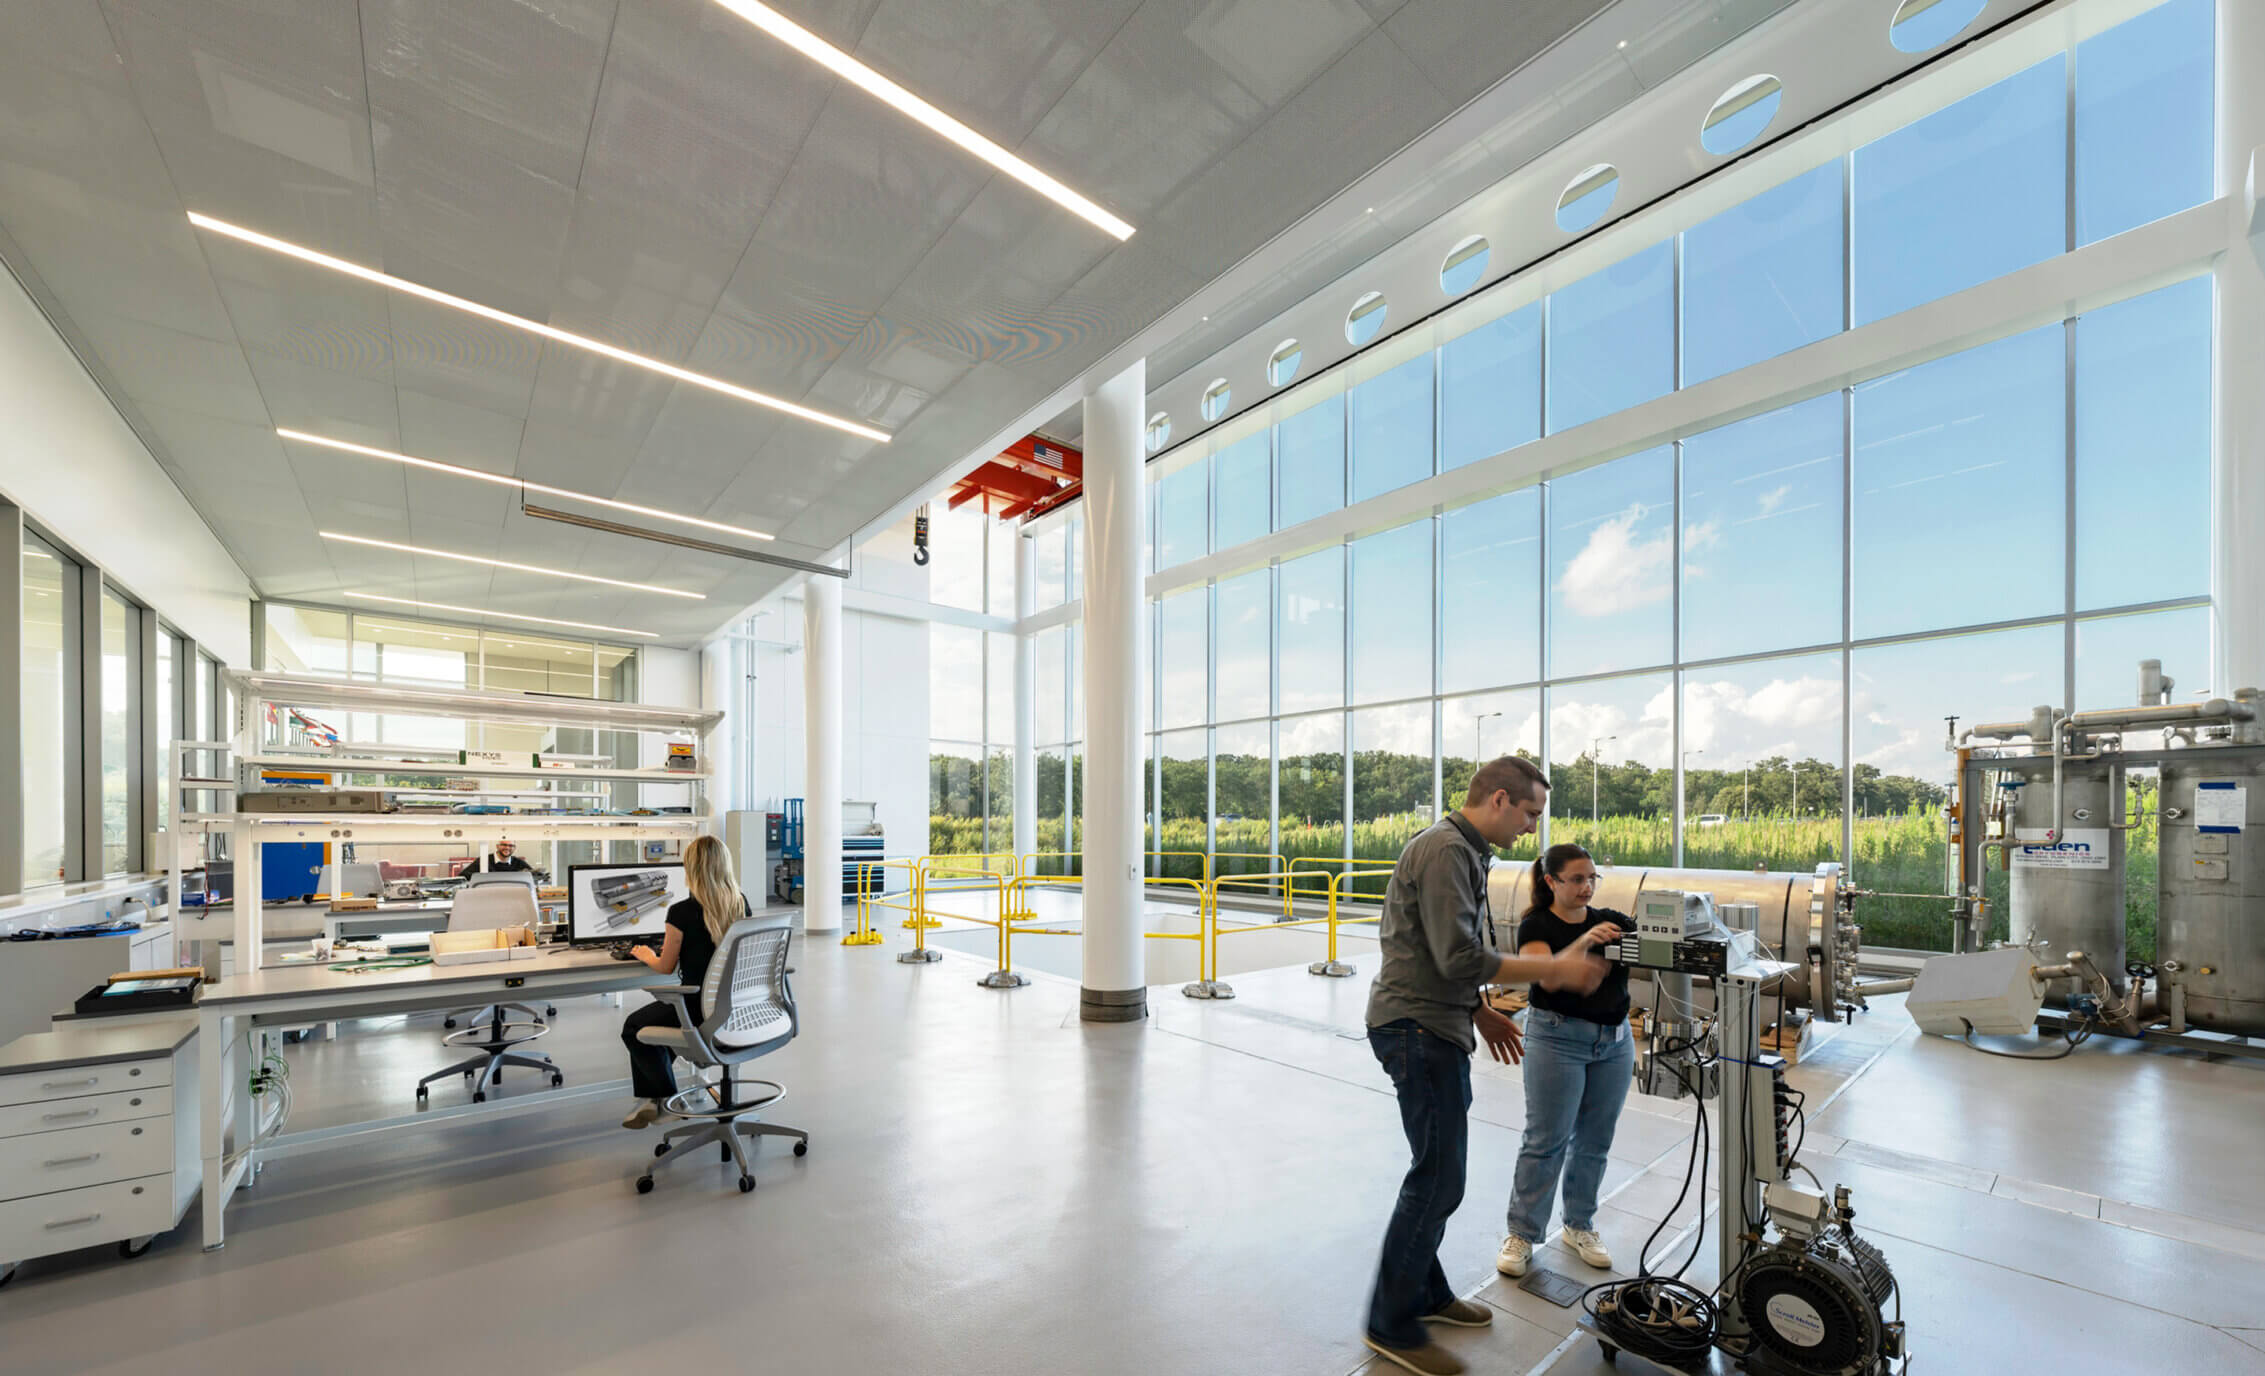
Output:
[196,945,641,1009]
[0,1013,198,1073]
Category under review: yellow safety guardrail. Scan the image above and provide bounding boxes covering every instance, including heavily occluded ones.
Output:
[1199,867,1397,993]
[847,858,920,945]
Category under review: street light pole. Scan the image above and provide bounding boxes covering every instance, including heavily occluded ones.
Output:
[1589,734,1617,826]
[1474,710,1503,766]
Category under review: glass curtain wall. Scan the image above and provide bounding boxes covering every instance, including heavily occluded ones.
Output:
[21,534,76,888]
[1105,2,2215,947]
[99,588,137,876]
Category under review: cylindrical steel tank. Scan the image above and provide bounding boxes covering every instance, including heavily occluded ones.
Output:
[1487,862,1846,1014]
[2005,765,2128,1000]
[2158,756,2265,1034]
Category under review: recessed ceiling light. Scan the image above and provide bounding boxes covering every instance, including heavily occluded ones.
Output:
[343,592,660,639]
[709,0,1134,241]
[1618,39,1629,48]
[277,429,775,543]
[186,212,889,443]
[319,532,705,599]
[1366,206,1375,213]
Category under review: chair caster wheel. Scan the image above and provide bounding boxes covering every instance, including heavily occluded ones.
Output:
[636,1176,654,1194]
[463,1070,473,1080]
[545,1006,556,1017]
[550,1074,563,1087]
[416,1087,428,1103]
[472,1092,486,1103]
[738,1176,755,1193]
[119,1237,152,1259]
[654,1143,670,1158]
[721,1143,731,1162]
[444,1018,456,1029]
[793,1140,808,1157]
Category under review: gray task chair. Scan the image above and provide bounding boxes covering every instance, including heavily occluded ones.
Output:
[416,883,562,1105]
[635,914,808,1195]
[443,871,554,1026]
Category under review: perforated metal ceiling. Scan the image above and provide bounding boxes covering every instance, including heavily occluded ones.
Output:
[0,0,1776,643]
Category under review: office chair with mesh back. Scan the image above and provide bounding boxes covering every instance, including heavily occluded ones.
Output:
[416,883,563,1105]
[442,871,556,1025]
[635,914,808,1195]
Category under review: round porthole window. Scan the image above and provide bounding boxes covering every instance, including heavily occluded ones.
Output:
[1889,0,1986,53]
[1555,163,1619,233]
[1266,339,1303,388]
[1701,75,1783,156]
[1345,291,1387,347]
[1200,379,1231,423]
[1145,412,1171,453]
[1440,235,1489,295]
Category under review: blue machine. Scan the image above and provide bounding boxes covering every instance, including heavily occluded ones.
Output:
[768,799,877,904]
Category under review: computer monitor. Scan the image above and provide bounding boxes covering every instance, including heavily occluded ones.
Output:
[566,862,687,946]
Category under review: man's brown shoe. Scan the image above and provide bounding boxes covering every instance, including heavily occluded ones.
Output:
[1362,1336,1466,1375]
[1425,1297,1493,1328]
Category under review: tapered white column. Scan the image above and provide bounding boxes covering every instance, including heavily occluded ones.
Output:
[802,576,842,932]
[1079,359,1148,1021]
[2218,1,2265,694]
[1013,531,1037,863]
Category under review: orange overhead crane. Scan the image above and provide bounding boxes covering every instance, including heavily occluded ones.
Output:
[945,436,1083,523]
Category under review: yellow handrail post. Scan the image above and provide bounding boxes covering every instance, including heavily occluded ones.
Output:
[976,871,1028,989]
[843,859,884,945]
[1180,874,1236,1000]
[1305,868,1392,978]
[900,857,943,930]
[896,861,941,965]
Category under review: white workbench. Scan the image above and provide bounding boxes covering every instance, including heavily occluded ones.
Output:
[196,946,656,1250]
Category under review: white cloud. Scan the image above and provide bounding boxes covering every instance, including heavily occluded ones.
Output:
[1680,674,1842,766]
[1559,505,1672,616]
[1756,484,1793,516]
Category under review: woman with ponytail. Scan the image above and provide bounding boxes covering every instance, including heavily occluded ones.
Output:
[618,834,751,1129]
[1494,842,1635,1280]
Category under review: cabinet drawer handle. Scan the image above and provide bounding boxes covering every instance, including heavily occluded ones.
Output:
[41,1108,100,1122]
[40,1077,99,1091]
[42,1152,101,1168]
[43,1213,101,1230]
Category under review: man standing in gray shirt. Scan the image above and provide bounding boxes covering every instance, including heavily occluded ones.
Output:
[1361,757,1620,1376]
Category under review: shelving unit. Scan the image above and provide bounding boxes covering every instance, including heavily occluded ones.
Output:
[168,738,236,951]
[214,671,723,960]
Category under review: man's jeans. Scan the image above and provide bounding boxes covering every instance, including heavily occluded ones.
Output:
[1505,1007,1634,1242]
[1366,1019,1471,1349]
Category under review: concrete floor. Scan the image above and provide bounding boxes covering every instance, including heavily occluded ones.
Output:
[3,911,2262,1376]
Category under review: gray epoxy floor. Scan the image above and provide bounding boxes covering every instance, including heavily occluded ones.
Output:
[3,918,2262,1376]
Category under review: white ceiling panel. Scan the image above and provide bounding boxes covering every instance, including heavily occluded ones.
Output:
[384,290,546,418]
[392,388,525,471]
[855,0,1145,146]
[0,0,1793,642]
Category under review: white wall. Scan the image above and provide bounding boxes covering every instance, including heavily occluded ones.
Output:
[0,260,251,662]
[751,594,932,862]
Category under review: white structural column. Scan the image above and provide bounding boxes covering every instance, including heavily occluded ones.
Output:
[1013,532,1037,863]
[1079,358,1149,1022]
[802,576,843,932]
[2218,0,2265,694]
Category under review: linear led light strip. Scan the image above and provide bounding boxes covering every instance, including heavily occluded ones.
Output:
[279,429,773,543]
[321,532,705,599]
[710,0,1134,241]
[185,211,889,443]
[343,593,658,640]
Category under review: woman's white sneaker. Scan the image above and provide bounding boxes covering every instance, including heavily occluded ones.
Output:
[1496,1234,1533,1277]
[1563,1227,1612,1269]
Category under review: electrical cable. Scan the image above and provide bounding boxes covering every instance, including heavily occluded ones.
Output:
[1959,1014,2095,1059]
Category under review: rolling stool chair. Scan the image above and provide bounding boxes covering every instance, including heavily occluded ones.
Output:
[441,872,556,1028]
[416,882,563,1104]
[635,914,808,1195]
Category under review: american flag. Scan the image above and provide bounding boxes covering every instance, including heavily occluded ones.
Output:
[1031,441,1067,470]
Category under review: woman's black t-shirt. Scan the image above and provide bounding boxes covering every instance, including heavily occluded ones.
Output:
[665,894,750,1019]
[1517,906,1632,1025]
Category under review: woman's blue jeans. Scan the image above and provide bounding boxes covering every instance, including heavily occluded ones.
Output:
[1506,1007,1634,1242]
